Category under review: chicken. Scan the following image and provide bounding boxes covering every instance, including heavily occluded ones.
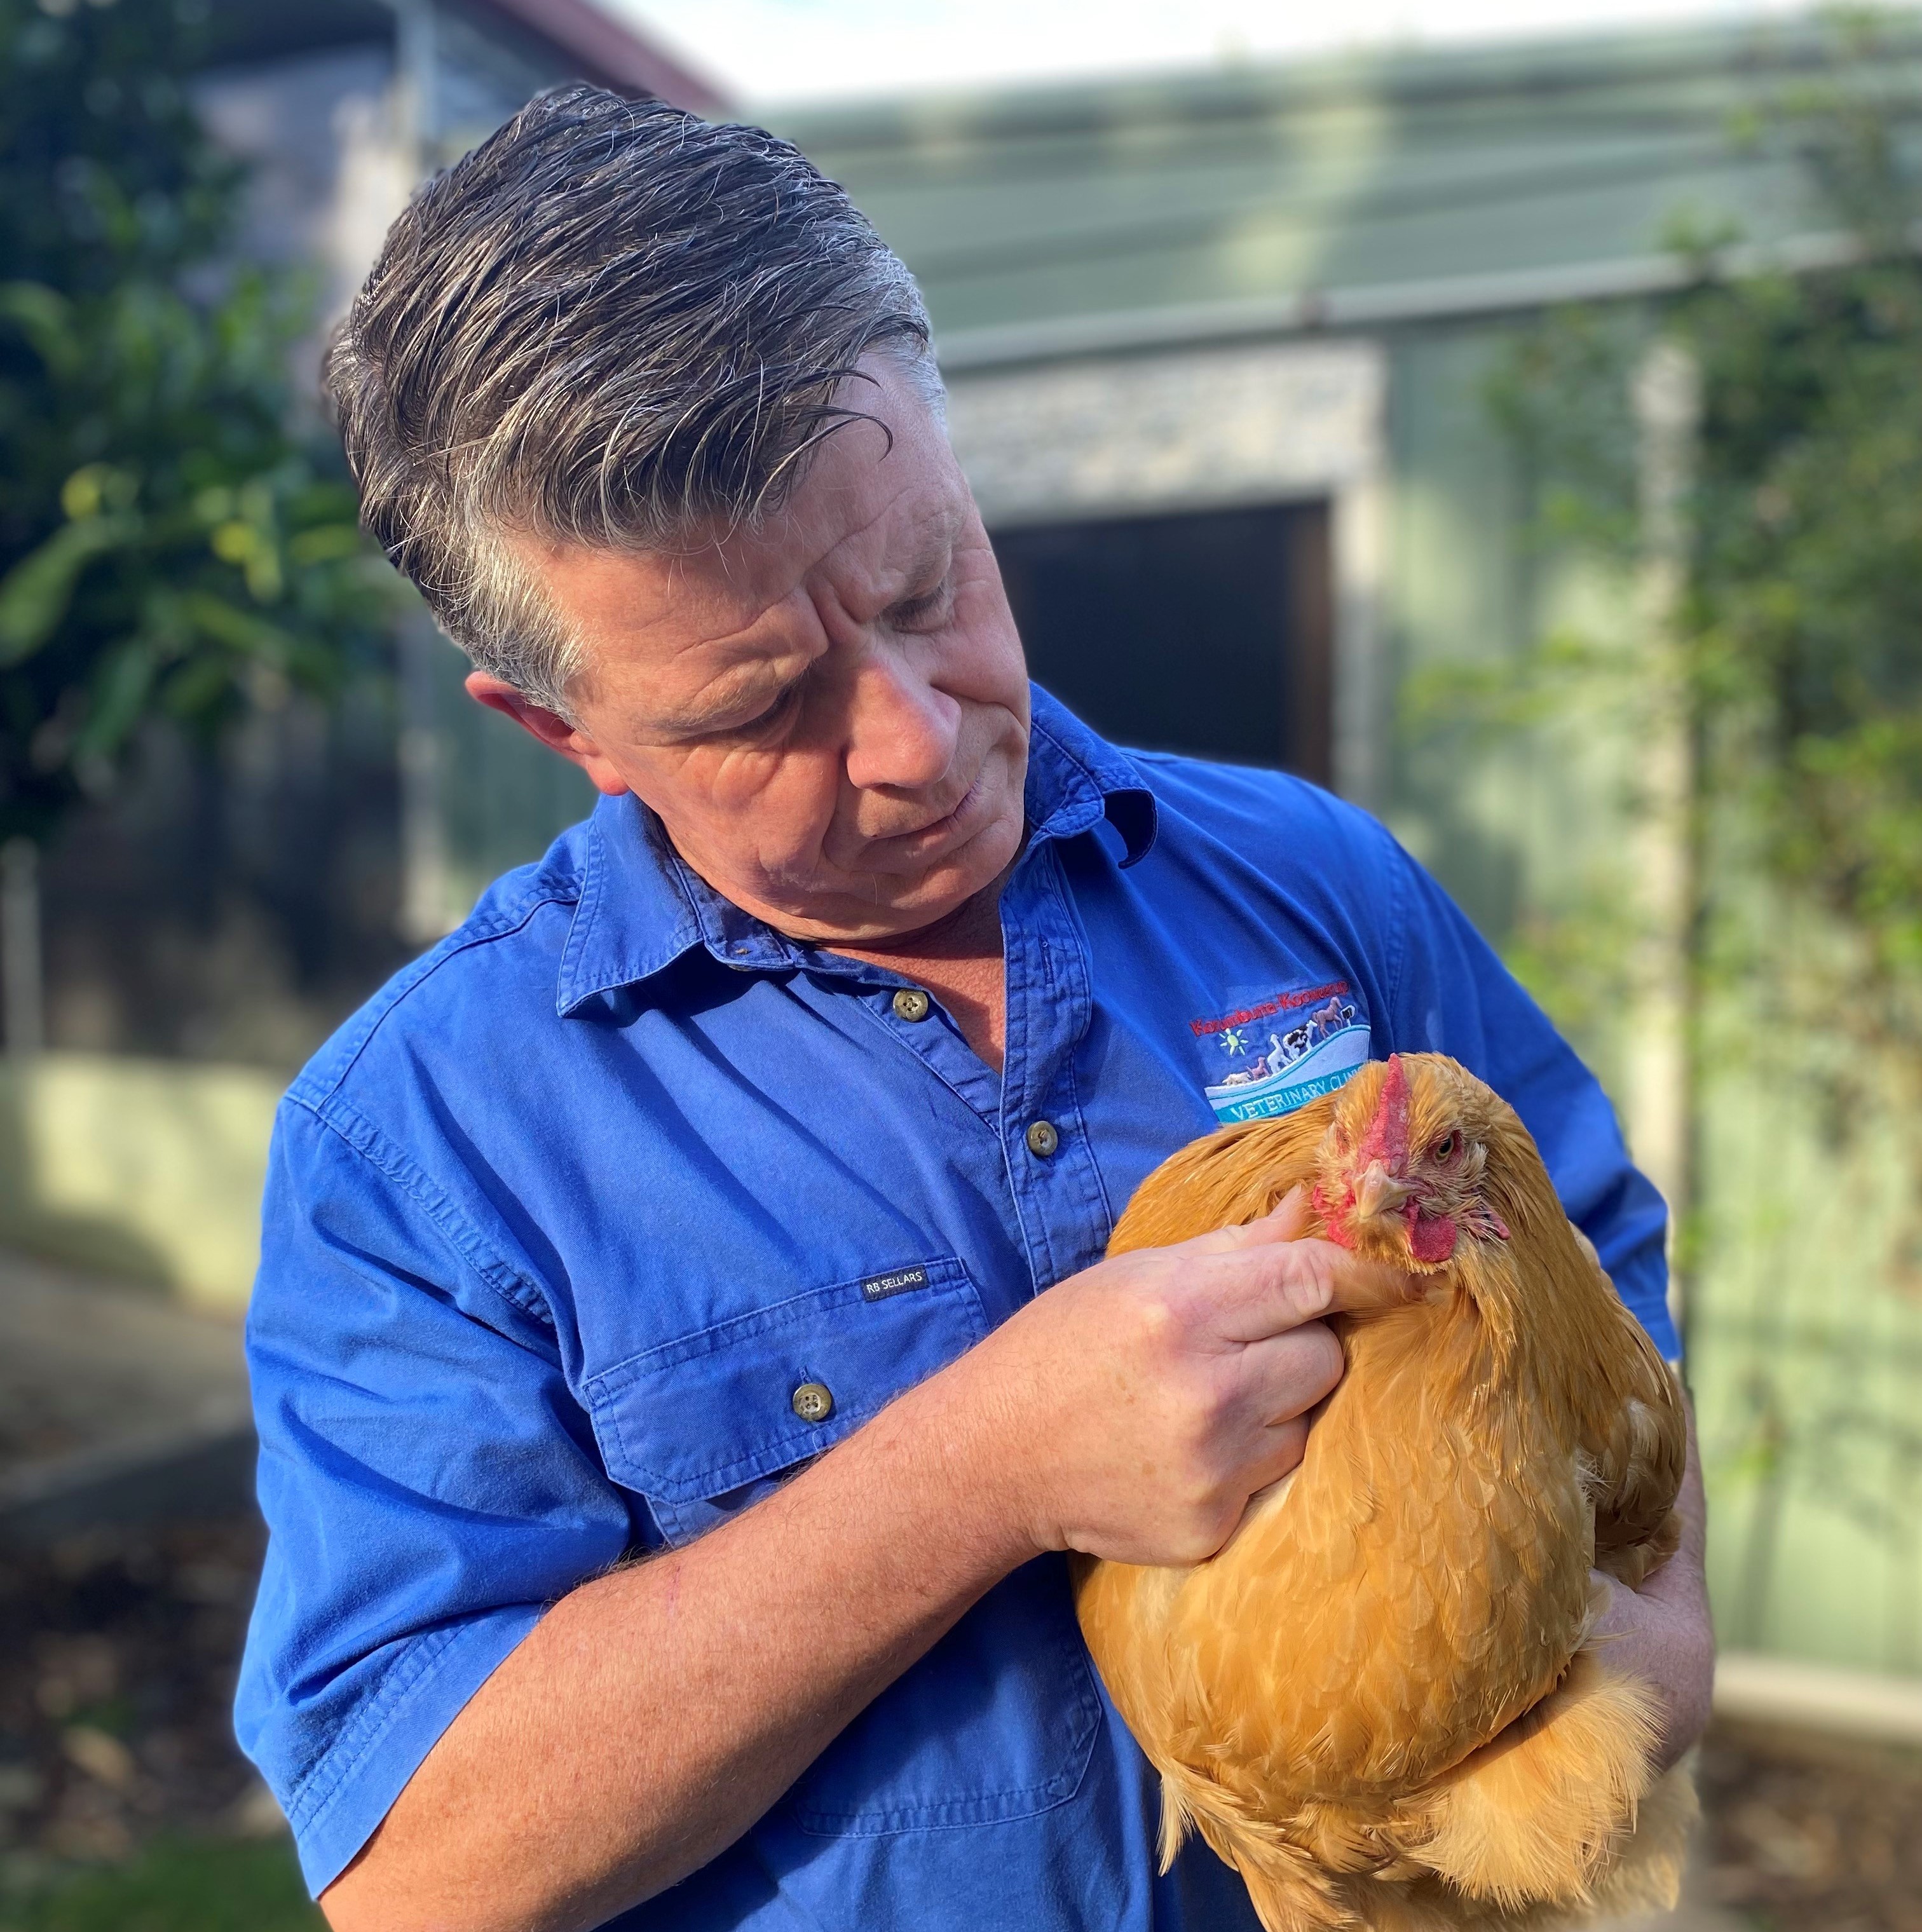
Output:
[1074,1053,1696,1932]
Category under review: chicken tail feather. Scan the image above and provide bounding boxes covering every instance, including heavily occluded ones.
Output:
[1157,1772,1194,1873]
[1154,1759,1358,1930]
[1395,1648,1667,1910]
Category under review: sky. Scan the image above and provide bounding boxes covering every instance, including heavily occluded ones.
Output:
[620,0,1810,106]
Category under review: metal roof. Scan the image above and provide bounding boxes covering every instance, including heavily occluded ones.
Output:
[201,0,726,112]
[771,14,1922,367]
[469,0,724,109]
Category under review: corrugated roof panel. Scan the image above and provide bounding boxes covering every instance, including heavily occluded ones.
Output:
[772,16,1922,346]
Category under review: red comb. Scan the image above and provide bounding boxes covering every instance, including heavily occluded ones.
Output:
[1356,1054,1411,1171]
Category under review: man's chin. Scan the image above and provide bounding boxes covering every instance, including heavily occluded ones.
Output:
[783,811,1025,944]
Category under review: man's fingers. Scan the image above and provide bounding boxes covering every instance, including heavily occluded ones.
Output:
[1327,1250,1431,1314]
[1240,1413,1314,1495]
[1236,1323,1346,1422]
[1199,1239,1342,1332]
[1190,1194,1417,1316]
[1194,1192,1313,1253]
[1264,1185,1314,1241]
[1201,1237,1421,1337]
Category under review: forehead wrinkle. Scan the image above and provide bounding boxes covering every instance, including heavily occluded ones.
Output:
[785,432,964,580]
[899,503,964,583]
[678,479,892,631]
[650,583,828,731]
[810,501,962,620]
[656,498,955,735]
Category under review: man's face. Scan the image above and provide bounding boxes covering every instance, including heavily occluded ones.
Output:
[479,356,1031,944]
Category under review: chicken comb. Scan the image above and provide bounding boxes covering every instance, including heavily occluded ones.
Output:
[1356,1053,1412,1171]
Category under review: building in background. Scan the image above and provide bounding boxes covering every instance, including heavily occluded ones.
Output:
[0,0,712,1315]
[195,0,723,322]
[15,0,716,1075]
[6,10,1918,1689]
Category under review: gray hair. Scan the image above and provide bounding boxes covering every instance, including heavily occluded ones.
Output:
[325,86,941,712]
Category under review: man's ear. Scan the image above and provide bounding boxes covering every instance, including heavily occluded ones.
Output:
[465,672,632,797]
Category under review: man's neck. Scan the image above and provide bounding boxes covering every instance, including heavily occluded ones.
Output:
[823,876,1009,1075]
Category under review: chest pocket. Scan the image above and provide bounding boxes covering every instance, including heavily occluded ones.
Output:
[582,1256,1103,1835]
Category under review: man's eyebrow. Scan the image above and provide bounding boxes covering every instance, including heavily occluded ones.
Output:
[888,517,962,601]
[654,655,798,735]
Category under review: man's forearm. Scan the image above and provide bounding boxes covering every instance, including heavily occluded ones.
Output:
[320,1364,1033,1932]
[317,1216,1377,1932]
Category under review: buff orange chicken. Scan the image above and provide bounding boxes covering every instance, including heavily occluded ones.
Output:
[1075,1052,1695,1932]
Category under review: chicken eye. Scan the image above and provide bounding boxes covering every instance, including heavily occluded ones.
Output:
[1431,1134,1457,1163]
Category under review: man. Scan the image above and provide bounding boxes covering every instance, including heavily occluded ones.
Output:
[237,86,1714,1932]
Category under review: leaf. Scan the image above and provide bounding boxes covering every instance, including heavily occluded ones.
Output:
[0,513,141,665]
[0,281,80,379]
[71,639,157,761]
[177,589,292,656]
[286,524,366,566]
[60,462,139,520]
[159,651,239,723]
[0,0,400,843]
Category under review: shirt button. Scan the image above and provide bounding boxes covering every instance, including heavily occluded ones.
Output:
[891,987,932,1023]
[791,1381,835,1423]
[1026,1119,1060,1159]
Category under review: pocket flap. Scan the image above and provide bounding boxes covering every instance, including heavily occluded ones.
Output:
[584,1256,986,1532]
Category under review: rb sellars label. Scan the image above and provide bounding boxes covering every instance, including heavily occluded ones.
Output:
[861,1265,929,1302]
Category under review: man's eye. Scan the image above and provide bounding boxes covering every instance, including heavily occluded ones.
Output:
[730,683,801,735]
[891,581,952,630]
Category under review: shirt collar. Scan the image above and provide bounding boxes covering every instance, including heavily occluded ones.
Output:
[555,684,1157,1017]
[1025,683,1157,866]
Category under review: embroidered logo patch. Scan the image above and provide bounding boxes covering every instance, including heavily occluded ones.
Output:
[1192,981,1371,1125]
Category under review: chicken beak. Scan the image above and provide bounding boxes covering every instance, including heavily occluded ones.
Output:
[1354,1160,1417,1224]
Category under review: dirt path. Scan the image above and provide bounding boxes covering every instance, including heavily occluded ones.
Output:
[0,1250,251,1544]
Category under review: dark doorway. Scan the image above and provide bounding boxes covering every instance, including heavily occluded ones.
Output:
[992,500,1333,785]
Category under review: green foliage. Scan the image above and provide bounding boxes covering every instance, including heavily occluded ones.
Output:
[0,0,395,847]
[1688,262,1922,1008]
[1487,10,1922,1126]
[1483,302,1651,565]
[1472,14,1922,1639]
[0,1837,323,1932]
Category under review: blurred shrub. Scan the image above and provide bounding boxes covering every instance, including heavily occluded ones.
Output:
[1421,21,1922,1649]
[1471,9,1922,1233]
[0,0,395,849]
[1,1835,322,1930]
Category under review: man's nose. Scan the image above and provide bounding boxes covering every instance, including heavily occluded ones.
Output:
[843,655,961,793]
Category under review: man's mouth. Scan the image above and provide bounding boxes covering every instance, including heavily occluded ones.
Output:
[882,767,990,854]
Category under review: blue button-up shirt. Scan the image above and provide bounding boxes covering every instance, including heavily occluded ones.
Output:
[237,688,1674,1926]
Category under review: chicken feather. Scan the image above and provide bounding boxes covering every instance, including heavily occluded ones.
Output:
[1075,1054,1694,1932]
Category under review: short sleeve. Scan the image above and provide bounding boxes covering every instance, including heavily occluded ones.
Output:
[1373,830,1679,1359]
[235,1100,637,1896]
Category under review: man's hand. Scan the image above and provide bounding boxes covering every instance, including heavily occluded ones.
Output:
[947,1189,1417,1568]
[1588,1406,1716,1771]
[320,1199,1408,1932]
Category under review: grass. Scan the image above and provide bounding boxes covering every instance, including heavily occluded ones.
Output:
[0,1837,323,1932]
